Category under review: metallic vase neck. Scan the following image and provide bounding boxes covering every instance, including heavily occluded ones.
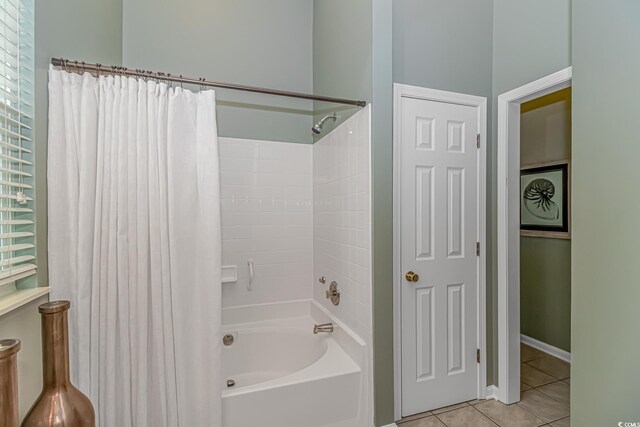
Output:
[40,302,71,387]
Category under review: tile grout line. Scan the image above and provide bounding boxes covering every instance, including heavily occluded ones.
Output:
[467,403,504,427]
[534,380,571,408]
[433,403,499,427]
[515,381,570,424]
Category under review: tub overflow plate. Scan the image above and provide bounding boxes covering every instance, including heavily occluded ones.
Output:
[223,334,234,346]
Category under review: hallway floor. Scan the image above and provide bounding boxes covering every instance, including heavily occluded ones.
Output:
[398,344,570,427]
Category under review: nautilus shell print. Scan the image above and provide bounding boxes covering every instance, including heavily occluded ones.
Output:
[523,178,559,220]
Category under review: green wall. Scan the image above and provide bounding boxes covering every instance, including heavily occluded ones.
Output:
[34,0,123,289]
[122,0,314,144]
[520,238,571,351]
[393,0,494,392]
[0,0,122,418]
[520,94,572,352]
[312,0,373,138]
[491,0,571,385]
[0,296,49,419]
[572,1,640,424]
[371,1,393,424]
[386,2,572,418]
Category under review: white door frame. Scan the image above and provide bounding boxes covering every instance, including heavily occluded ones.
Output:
[497,67,572,404]
[393,83,487,420]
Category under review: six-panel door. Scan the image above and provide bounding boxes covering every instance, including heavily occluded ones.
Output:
[400,96,480,416]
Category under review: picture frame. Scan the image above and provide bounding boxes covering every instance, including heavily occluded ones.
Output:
[520,161,570,239]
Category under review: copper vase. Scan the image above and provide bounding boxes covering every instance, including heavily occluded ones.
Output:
[21,301,95,427]
[0,339,21,427]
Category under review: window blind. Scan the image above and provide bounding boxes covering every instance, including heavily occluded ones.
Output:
[0,0,35,289]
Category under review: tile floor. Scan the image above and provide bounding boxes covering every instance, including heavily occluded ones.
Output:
[398,344,570,427]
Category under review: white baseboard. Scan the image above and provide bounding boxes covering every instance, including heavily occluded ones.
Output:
[486,385,499,400]
[521,334,571,363]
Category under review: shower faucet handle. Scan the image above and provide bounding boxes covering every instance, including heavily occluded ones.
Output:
[319,276,326,284]
[325,281,340,306]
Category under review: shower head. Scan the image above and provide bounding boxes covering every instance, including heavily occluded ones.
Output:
[312,113,338,135]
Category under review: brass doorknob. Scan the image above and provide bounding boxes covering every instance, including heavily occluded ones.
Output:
[405,271,419,282]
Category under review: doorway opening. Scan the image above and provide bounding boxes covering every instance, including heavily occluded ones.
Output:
[497,67,572,406]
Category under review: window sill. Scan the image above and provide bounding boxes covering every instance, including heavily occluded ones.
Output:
[0,287,50,317]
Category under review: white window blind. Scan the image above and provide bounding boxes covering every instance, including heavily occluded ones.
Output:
[0,0,35,289]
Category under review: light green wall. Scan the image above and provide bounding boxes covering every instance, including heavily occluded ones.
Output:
[0,0,123,419]
[520,238,571,351]
[491,0,571,385]
[393,0,494,99]
[572,1,640,424]
[34,0,123,292]
[391,0,494,406]
[312,0,373,138]
[371,1,393,424]
[122,0,314,144]
[520,96,572,352]
[0,296,49,419]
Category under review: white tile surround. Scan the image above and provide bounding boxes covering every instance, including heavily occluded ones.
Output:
[219,106,372,347]
[313,106,372,342]
[219,137,314,307]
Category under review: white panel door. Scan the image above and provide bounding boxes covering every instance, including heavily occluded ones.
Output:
[400,96,480,416]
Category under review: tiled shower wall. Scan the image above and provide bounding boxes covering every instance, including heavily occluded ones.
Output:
[219,138,313,307]
[313,106,372,342]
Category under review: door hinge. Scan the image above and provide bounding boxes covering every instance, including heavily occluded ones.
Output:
[476,349,481,363]
[476,133,480,148]
[476,242,480,256]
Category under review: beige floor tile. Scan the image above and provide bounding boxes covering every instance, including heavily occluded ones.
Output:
[521,344,546,362]
[475,399,545,427]
[467,399,484,406]
[521,382,532,391]
[521,364,556,387]
[436,406,497,427]
[517,389,570,423]
[399,411,434,424]
[401,415,446,427]
[526,357,570,380]
[537,381,570,406]
[550,416,570,427]
[432,402,470,415]
[562,378,570,385]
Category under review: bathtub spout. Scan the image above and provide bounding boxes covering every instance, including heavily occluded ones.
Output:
[313,323,334,334]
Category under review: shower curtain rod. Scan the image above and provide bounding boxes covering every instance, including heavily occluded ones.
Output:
[51,58,367,108]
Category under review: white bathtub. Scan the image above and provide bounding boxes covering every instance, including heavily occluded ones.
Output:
[222,300,368,427]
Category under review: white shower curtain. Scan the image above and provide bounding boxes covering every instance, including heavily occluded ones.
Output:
[47,69,222,427]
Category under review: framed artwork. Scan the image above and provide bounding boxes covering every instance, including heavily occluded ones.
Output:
[520,161,570,239]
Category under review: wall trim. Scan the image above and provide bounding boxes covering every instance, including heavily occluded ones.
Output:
[393,83,488,420]
[379,424,398,427]
[486,385,499,400]
[497,66,572,404]
[521,334,571,363]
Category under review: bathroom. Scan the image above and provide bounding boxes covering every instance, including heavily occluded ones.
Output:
[0,1,638,427]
